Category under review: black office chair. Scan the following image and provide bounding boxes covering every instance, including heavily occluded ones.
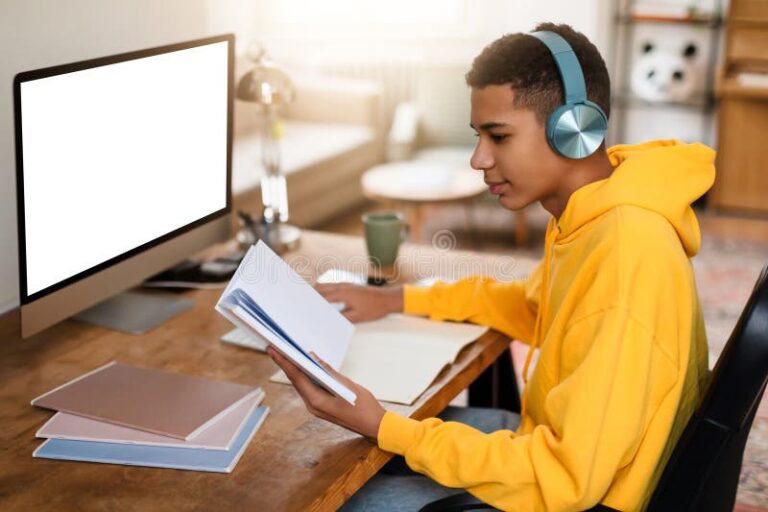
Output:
[421,265,768,512]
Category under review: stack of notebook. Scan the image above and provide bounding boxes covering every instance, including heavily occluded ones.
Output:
[31,361,268,473]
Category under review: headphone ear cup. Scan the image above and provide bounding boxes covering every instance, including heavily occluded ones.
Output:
[547,103,608,159]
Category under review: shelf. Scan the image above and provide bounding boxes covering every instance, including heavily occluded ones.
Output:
[727,57,768,69]
[616,13,723,28]
[611,0,723,144]
[729,17,768,27]
[717,77,768,101]
[613,92,715,110]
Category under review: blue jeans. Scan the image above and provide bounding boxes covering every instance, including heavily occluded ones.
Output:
[340,406,521,512]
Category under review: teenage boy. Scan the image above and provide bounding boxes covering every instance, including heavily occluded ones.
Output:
[268,22,715,512]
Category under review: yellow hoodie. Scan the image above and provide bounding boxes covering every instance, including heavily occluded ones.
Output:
[377,140,716,512]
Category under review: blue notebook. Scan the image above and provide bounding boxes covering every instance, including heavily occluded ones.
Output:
[33,405,269,473]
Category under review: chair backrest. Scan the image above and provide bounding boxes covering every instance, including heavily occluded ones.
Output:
[646,265,768,512]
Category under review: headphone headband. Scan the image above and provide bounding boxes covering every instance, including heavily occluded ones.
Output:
[530,31,587,105]
[527,30,608,159]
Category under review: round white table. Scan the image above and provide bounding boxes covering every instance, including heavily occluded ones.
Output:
[361,161,486,243]
[361,160,529,245]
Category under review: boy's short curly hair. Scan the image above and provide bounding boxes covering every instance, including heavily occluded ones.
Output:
[465,22,611,125]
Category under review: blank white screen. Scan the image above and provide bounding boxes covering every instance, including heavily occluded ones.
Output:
[21,41,229,296]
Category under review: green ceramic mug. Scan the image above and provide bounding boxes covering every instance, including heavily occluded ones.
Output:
[361,211,409,267]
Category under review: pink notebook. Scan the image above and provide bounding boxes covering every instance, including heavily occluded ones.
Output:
[31,362,258,440]
[36,389,264,450]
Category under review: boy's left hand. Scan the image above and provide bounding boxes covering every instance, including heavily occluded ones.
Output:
[267,347,386,440]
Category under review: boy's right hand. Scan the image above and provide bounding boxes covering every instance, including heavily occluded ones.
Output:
[315,283,404,323]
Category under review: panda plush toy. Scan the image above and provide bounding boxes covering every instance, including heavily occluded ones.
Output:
[630,40,702,102]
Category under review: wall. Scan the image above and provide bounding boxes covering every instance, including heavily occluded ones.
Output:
[0,0,257,315]
[0,0,615,315]
[250,0,614,161]
[254,0,614,69]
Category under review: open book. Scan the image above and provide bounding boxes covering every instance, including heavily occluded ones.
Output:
[272,314,489,405]
[215,241,357,405]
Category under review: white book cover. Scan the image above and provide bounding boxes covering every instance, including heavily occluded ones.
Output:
[216,241,357,404]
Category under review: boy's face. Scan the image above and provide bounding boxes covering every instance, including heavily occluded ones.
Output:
[470,84,570,211]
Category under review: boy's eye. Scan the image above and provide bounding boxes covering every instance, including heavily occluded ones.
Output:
[473,132,509,142]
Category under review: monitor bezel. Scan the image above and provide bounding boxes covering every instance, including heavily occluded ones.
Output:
[14,34,234,305]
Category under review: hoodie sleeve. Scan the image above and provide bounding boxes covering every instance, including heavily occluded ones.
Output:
[402,261,544,345]
[378,305,677,512]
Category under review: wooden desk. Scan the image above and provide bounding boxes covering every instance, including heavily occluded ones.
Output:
[0,231,537,512]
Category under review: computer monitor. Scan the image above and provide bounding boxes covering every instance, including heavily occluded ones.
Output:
[14,34,234,338]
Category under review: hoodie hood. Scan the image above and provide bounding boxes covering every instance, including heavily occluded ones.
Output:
[557,139,716,257]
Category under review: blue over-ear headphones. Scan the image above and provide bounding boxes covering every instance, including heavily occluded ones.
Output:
[530,31,608,159]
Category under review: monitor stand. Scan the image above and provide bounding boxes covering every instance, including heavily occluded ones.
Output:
[72,290,194,335]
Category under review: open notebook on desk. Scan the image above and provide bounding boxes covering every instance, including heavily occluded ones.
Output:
[216,241,357,405]
[272,314,488,405]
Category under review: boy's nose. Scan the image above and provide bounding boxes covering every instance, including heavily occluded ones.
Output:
[471,143,493,172]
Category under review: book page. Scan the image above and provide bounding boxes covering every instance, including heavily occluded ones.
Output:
[216,241,357,404]
[216,241,354,370]
[272,314,488,405]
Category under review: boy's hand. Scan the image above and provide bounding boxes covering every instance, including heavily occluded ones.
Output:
[267,347,386,440]
[315,284,403,323]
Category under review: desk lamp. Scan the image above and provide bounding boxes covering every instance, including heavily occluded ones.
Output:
[236,42,300,252]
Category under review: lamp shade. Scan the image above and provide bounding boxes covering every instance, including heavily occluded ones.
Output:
[236,43,294,107]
